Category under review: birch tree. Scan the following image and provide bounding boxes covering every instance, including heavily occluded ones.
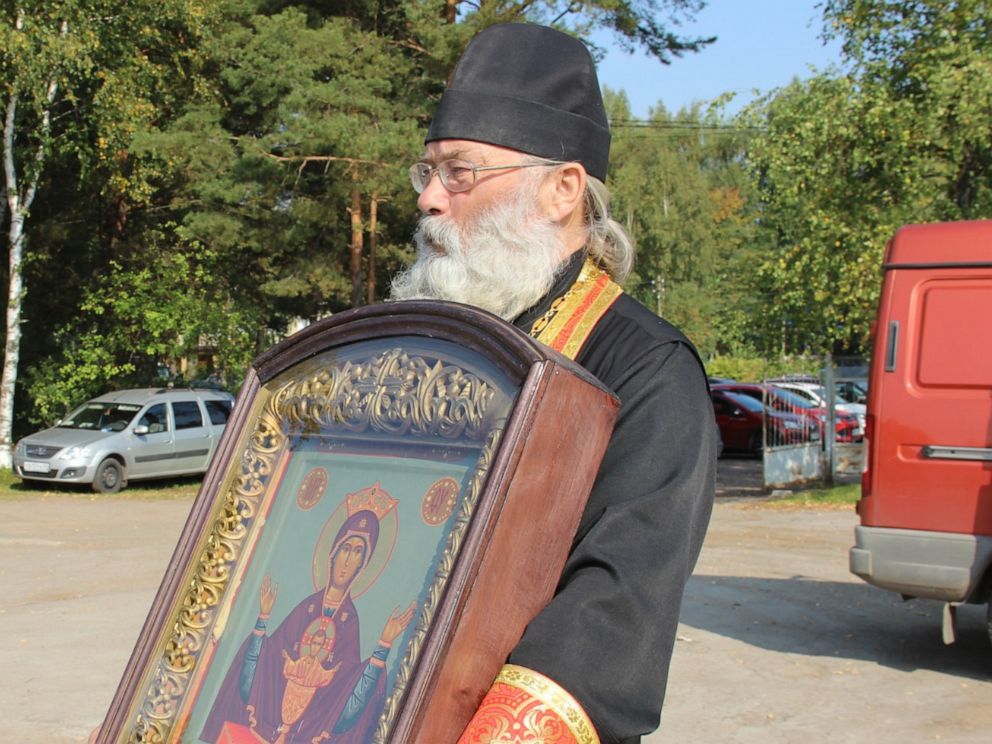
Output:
[0,10,65,466]
[0,2,208,463]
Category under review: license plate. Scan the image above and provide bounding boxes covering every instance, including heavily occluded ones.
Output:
[22,461,51,474]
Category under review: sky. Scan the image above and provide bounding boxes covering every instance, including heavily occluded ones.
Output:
[593,0,847,118]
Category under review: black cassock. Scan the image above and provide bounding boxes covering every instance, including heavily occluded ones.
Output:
[509,251,718,744]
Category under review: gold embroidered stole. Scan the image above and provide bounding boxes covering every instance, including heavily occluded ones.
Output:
[529,258,623,361]
[457,664,600,744]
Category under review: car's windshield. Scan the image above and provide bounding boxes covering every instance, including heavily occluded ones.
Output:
[59,402,143,432]
[723,391,765,413]
[805,383,857,405]
[837,381,867,403]
[769,387,817,410]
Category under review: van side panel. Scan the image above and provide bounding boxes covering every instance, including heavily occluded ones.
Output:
[859,224,992,538]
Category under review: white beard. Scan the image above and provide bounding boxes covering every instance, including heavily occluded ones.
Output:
[389,183,567,321]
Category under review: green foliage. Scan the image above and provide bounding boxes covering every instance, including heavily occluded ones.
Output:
[128,2,431,325]
[2,0,722,434]
[0,1,212,191]
[13,0,992,433]
[25,244,257,424]
[606,89,762,357]
[0,1,216,439]
[705,354,820,383]
[745,0,992,355]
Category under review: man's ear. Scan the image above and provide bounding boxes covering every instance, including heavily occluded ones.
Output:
[543,162,587,225]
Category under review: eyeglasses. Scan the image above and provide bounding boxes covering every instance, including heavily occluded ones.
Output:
[409,158,559,194]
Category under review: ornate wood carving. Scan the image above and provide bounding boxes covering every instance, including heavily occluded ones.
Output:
[123,347,503,742]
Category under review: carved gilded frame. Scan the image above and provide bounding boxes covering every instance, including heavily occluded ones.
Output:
[97,302,618,744]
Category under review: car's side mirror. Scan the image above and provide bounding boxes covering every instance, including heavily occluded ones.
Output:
[133,424,149,436]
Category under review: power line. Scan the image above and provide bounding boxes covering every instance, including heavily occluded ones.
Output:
[610,119,765,133]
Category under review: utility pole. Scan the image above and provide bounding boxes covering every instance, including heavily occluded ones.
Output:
[822,354,835,486]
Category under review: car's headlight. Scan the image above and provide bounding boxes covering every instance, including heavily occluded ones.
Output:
[14,440,25,455]
[56,446,92,461]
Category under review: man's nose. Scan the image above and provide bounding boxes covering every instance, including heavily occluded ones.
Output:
[417,171,449,215]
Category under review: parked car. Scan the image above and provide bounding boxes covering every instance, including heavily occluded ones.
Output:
[766,374,869,408]
[835,378,868,404]
[711,382,862,443]
[13,387,235,493]
[770,380,867,430]
[711,389,818,456]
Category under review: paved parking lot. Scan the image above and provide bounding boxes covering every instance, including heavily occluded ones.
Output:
[649,499,992,744]
[2,468,990,743]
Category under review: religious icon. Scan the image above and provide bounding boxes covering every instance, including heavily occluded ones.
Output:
[199,484,416,744]
[97,305,617,744]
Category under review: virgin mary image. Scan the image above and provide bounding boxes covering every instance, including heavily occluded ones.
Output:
[200,484,416,744]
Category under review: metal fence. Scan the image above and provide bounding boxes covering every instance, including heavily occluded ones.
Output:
[760,356,867,489]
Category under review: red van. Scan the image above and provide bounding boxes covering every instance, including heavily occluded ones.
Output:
[850,221,992,643]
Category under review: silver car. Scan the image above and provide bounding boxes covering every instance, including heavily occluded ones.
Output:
[13,387,234,493]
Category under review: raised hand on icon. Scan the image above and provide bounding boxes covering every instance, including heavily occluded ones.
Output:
[259,574,278,618]
[379,601,417,645]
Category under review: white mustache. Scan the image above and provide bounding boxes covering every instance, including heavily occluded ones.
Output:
[391,185,565,320]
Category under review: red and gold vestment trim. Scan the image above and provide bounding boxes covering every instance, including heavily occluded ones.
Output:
[530,258,622,361]
[457,663,600,744]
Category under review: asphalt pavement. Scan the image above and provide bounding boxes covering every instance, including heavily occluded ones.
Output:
[2,460,989,743]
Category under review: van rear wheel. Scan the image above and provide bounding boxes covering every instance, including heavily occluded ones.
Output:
[92,459,123,494]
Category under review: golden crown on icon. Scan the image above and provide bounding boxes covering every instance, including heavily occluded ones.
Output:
[346,481,398,521]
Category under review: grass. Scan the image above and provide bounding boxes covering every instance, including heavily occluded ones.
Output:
[0,468,862,508]
[764,481,861,509]
[0,468,202,501]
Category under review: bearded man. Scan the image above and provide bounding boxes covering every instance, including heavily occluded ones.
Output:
[391,23,717,744]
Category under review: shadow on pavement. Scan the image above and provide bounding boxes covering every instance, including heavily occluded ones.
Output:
[716,454,765,498]
[680,573,992,681]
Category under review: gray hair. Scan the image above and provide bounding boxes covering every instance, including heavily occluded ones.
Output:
[584,175,634,284]
[521,156,635,284]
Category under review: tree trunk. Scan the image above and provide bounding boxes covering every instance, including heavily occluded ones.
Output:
[0,189,26,468]
[0,96,42,466]
[349,187,363,308]
[367,195,378,304]
[0,19,62,467]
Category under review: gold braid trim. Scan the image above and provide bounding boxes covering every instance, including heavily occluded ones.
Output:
[529,258,622,361]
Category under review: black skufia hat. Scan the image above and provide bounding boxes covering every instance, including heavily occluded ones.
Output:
[426,23,611,181]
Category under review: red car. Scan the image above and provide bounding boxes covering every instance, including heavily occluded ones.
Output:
[711,383,862,443]
[711,389,819,456]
